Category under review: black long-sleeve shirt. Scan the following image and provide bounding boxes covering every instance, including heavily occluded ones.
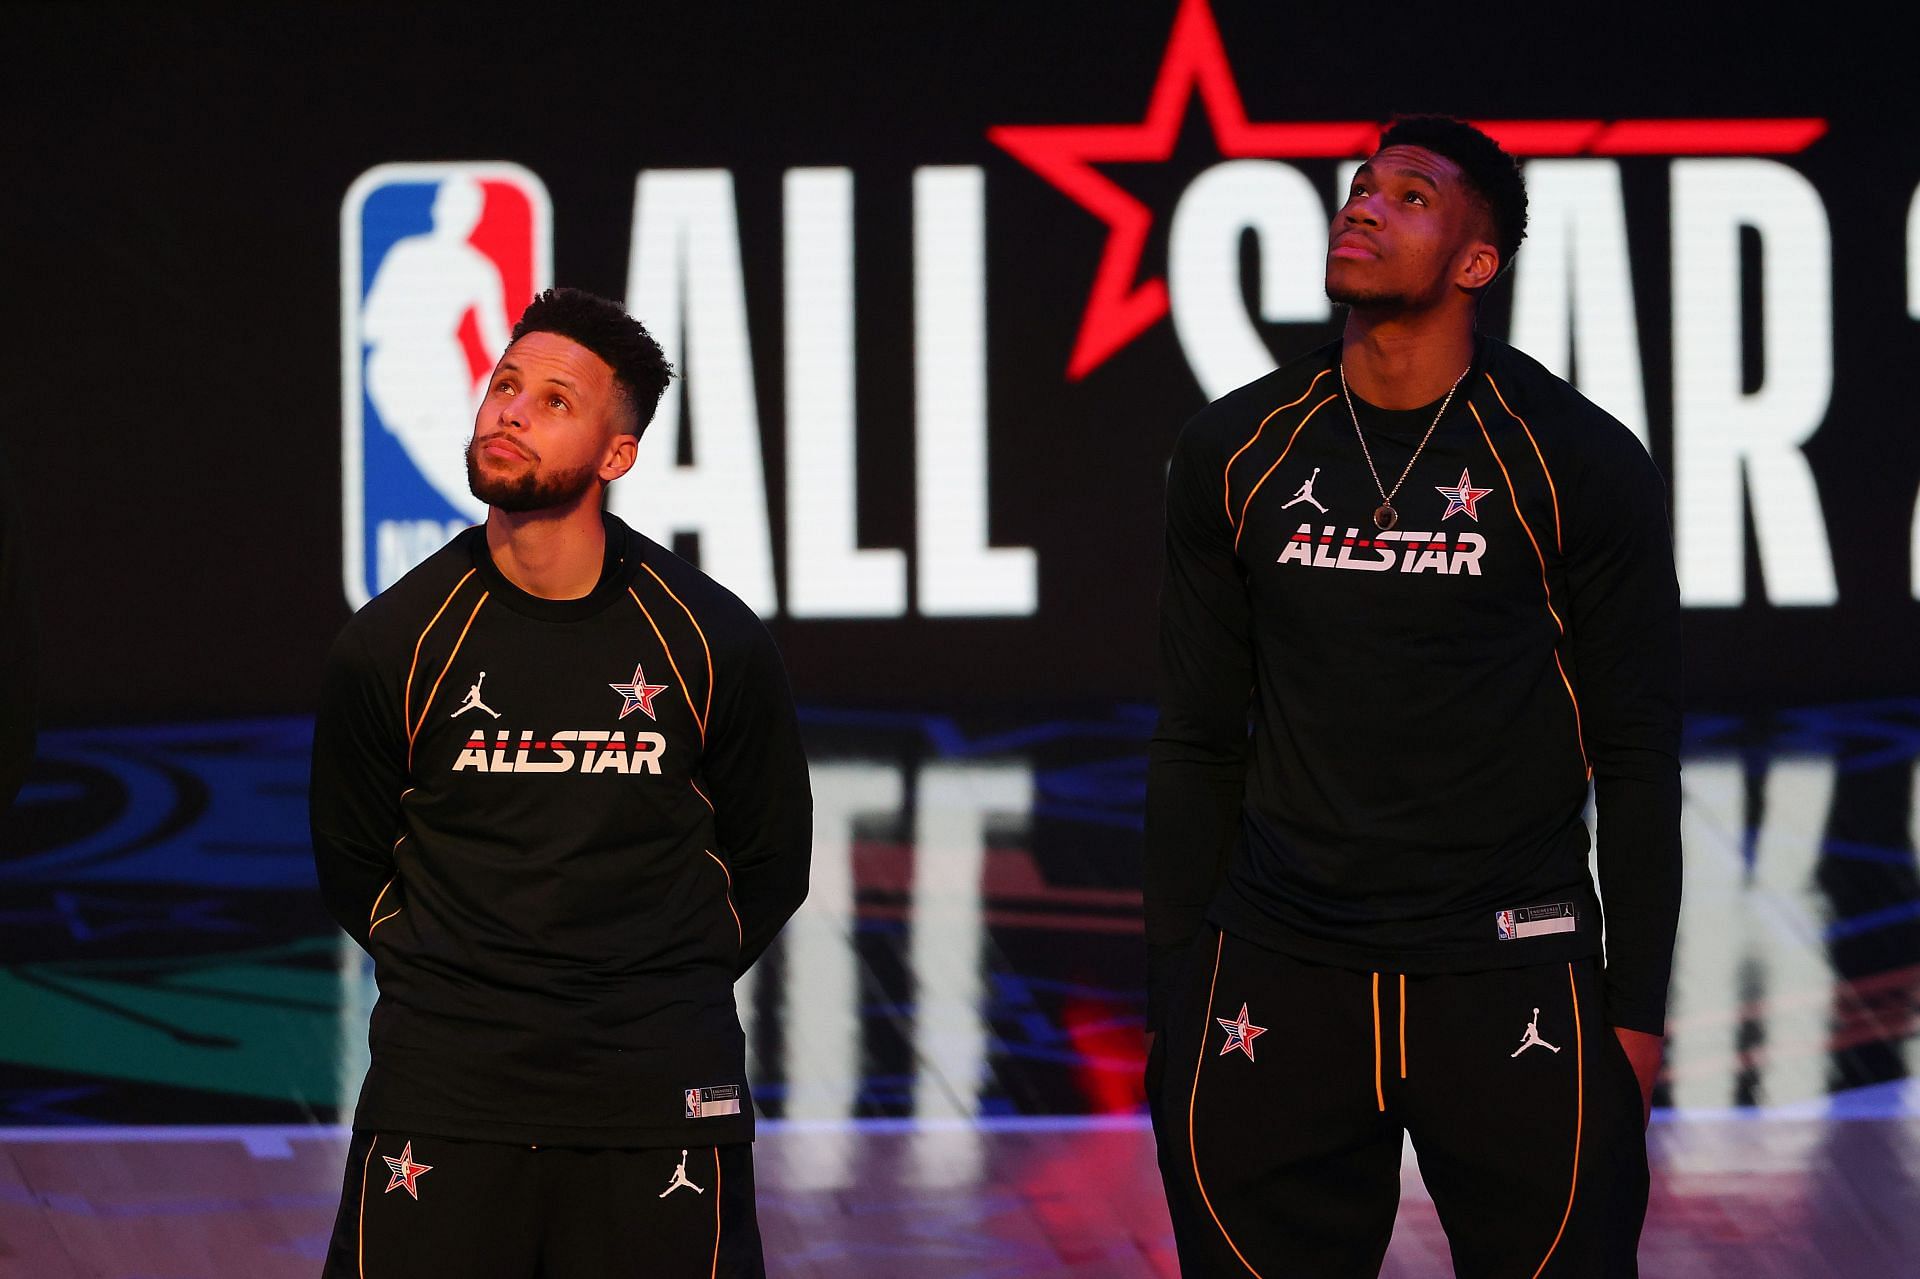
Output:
[1146,336,1681,1036]
[311,513,811,1147]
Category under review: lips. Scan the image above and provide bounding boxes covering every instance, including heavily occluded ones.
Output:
[1329,231,1379,259]
[479,436,532,462]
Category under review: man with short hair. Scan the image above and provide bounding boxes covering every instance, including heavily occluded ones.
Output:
[1146,116,1679,1276]
[313,287,810,1278]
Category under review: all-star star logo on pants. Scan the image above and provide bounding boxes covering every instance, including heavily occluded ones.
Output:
[1216,1003,1267,1061]
[382,1141,433,1199]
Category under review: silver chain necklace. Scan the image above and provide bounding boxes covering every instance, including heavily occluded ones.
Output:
[1339,361,1471,531]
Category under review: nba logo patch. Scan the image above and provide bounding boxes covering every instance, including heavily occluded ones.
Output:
[341,162,553,606]
[1496,909,1516,940]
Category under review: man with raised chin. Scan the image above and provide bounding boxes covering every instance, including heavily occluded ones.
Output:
[1146,116,1679,1276]
[313,287,810,1279]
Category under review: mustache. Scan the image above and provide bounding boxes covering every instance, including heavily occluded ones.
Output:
[472,432,537,462]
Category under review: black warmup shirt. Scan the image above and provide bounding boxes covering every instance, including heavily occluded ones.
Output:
[1145,337,1681,1035]
[311,514,811,1148]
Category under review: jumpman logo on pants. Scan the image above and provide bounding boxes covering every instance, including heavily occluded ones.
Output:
[1510,1007,1561,1057]
[658,1149,706,1198]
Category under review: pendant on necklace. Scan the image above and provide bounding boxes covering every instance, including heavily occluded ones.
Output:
[1373,503,1398,531]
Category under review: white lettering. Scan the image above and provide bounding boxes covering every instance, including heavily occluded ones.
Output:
[1671,159,1837,605]
[1508,161,1650,447]
[1276,527,1315,566]
[1449,531,1487,576]
[914,167,1037,616]
[1168,161,1331,399]
[589,731,630,774]
[783,169,908,618]
[629,732,666,775]
[617,171,779,613]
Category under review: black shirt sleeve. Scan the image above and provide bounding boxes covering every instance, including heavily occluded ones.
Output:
[1562,428,1684,1035]
[1144,417,1252,1027]
[702,617,811,974]
[309,622,408,950]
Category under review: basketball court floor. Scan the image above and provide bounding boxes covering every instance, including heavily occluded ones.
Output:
[2,701,1916,1275]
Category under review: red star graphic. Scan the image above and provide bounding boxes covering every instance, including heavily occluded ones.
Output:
[610,663,670,720]
[1215,1002,1268,1061]
[1435,468,1495,521]
[988,0,1376,380]
[382,1140,433,1199]
[987,0,1827,380]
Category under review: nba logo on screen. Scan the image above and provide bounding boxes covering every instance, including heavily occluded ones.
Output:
[341,163,552,607]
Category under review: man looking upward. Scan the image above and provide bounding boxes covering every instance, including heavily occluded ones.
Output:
[313,287,810,1278]
[1146,117,1680,1276]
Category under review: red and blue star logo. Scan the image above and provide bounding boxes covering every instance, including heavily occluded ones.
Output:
[610,664,670,720]
[1216,1002,1267,1061]
[1435,469,1494,522]
[382,1141,433,1199]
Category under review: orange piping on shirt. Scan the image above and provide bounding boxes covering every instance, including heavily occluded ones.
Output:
[627,586,706,743]
[1473,404,1590,777]
[1222,369,1332,524]
[1530,965,1585,1279]
[642,564,714,733]
[704,849,743,948]
[403,569,476,735]
[1233,396,1338,552]
[406,593,488,769]
[1487,374,1564,553]
[710,1148,724,1279]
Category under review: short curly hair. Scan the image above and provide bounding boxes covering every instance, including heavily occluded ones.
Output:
[1377,115,1528,280]
[509,288,675,436]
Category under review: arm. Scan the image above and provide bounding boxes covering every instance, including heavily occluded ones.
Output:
[1562,430,1683,1113]
[310,624,409,950]
[1144,422,1253,1030]
[701,620,812,974]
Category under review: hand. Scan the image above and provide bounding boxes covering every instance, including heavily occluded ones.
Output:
[1612,1026,1662,1125]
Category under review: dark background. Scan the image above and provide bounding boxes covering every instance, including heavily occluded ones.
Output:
[8,2,1908,724]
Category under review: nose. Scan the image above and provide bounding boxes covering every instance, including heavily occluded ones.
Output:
[1344,194,1382,228]
[497,391,529,431]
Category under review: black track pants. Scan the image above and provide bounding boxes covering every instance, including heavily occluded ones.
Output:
[1149,927,1649,1277]
[321,1133,764,1278]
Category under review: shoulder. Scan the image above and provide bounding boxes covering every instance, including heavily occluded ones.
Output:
[1176,339,1342,461]
[617,522,775,664]
[333,529,486,668]
[1477,338,1654,479]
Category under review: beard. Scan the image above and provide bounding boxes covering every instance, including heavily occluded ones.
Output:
[1325,277,1412,310]
[466,439,601,514]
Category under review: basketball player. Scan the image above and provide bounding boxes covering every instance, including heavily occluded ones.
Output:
[312,288,811,1277]
[1146,117,1680,1276]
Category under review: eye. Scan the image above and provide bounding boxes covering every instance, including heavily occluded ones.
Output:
[547,395,568,411]
[1349,183,1369,199]
[1405,191,1427,206]
[493,379,514,395]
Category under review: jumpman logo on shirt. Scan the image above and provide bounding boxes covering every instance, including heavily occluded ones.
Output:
[1509,1007,1561,1057]
[1280,467,1328,513]
[451,671,501,719]
[658,1149,706,1198]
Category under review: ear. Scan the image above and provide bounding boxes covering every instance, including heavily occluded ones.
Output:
[600,432,639,483]
[1456,240,1501,292]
